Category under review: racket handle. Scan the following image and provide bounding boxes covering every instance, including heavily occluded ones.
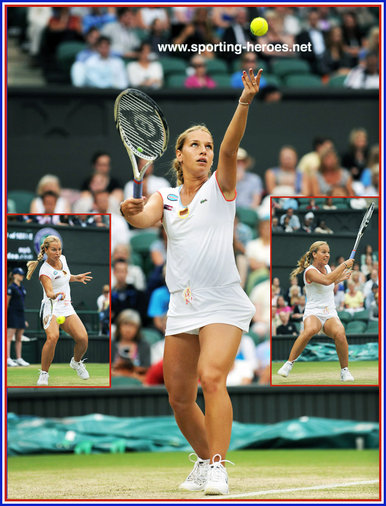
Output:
[133,179,143,199]
[349,250,356,260]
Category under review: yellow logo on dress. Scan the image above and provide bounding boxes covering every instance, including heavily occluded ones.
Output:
[183,287,193,304]
[178,207,189,219]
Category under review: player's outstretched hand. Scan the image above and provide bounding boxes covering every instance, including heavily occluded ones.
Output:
[240,68,263,104]
[77,272,93,284]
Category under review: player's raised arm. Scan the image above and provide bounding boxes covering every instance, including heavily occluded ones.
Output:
[216,68,263,198]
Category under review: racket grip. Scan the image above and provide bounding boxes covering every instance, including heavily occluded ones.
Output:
[349,251,356,259]
[133,179,143,199]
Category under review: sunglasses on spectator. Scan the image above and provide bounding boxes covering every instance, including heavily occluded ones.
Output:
[193,63,205,68]
[243,58,256,63]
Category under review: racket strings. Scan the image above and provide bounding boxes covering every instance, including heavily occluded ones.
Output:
[118,95,166,158]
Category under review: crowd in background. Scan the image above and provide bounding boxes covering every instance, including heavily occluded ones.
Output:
[272,242,379,336]
[8,5,379,90]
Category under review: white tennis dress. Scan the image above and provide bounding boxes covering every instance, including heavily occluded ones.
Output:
[39,255,76,317]
[303,264,338,327]
[158,171,255,335]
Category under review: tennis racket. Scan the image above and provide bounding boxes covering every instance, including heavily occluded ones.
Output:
[41,295,63,330]
[114,88,169,198]
[349,201,375,260]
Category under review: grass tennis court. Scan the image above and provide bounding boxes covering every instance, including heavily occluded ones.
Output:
[6,363,110,387]
[272,360,378,385]
[7,449,379,500]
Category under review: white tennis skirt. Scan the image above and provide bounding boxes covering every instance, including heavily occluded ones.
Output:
[165,282,255,336]
[40,299,76,318]
[303,308,339,328]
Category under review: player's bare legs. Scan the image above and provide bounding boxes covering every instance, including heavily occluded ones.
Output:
[198,323,242,461]
[323,317,349,368]
[41,320,60,371]
[163,333,210,459]
[288,315,322,362]
[61,314,88,362]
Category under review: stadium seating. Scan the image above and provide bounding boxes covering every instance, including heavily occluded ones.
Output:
[246,331,261,346]
[142,327,163,345]
[213,74,232,87]
[231,59,269,74]
[111,376,143,387]
[353,309,370,322]
[284,74,323,88]
[337,311,352,324]
[130,230,158,276]
[236,207,258,229]
[56,41,87,74]
[345,320,367,334]
[328,75,347,88]
[166,74,186,88]
[271,58,311,78]
[206,58,228,75]
[7,190,35,213]
[130,230,158,254]
[159,56,187,77]
[262,74,282,87]
[366,320,378,333]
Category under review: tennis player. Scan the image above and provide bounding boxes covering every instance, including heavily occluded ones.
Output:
[26,235,92,386]
[120,68,262,495]
[7,267,30,367]
[277,241,355,382]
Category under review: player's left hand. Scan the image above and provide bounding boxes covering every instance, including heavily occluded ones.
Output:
[240,68,263,104]
[77,272,93,284]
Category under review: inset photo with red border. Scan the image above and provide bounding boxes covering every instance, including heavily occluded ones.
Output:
[271,196,380,386]
[6,214,111,388]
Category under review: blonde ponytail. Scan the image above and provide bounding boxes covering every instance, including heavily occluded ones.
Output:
[26,235,61,280]
[290,241,328,279]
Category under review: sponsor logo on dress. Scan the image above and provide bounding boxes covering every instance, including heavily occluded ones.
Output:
[200,199,208,204]
[167,194,178,201]
[53,271,58,275]
[183,287,193,304]
[164,204,173,211]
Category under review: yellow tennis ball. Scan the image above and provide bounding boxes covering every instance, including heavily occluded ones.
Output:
[56,316,65,324]
[250,17,268,36]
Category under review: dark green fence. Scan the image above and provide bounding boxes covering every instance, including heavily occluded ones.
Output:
[7,386,379,423]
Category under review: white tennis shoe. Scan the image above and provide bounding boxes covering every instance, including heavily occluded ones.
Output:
[37,370,49,386]
[15,358,30,367]
[341,368,354,382]
[7,358,18,367]
[204,454,234,495]
[179,453,210,491]
[70,357,90,379]
[277,361,293,378]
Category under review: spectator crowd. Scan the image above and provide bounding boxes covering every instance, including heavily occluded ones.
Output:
[9,5,379,91]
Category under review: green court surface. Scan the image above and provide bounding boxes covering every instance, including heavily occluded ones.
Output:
[7,449,379,500]
[272,360,378,386]
[6,363,110,387]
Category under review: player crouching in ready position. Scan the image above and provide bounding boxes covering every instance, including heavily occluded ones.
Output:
[26,235,92,386]
[278,241,355,382]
